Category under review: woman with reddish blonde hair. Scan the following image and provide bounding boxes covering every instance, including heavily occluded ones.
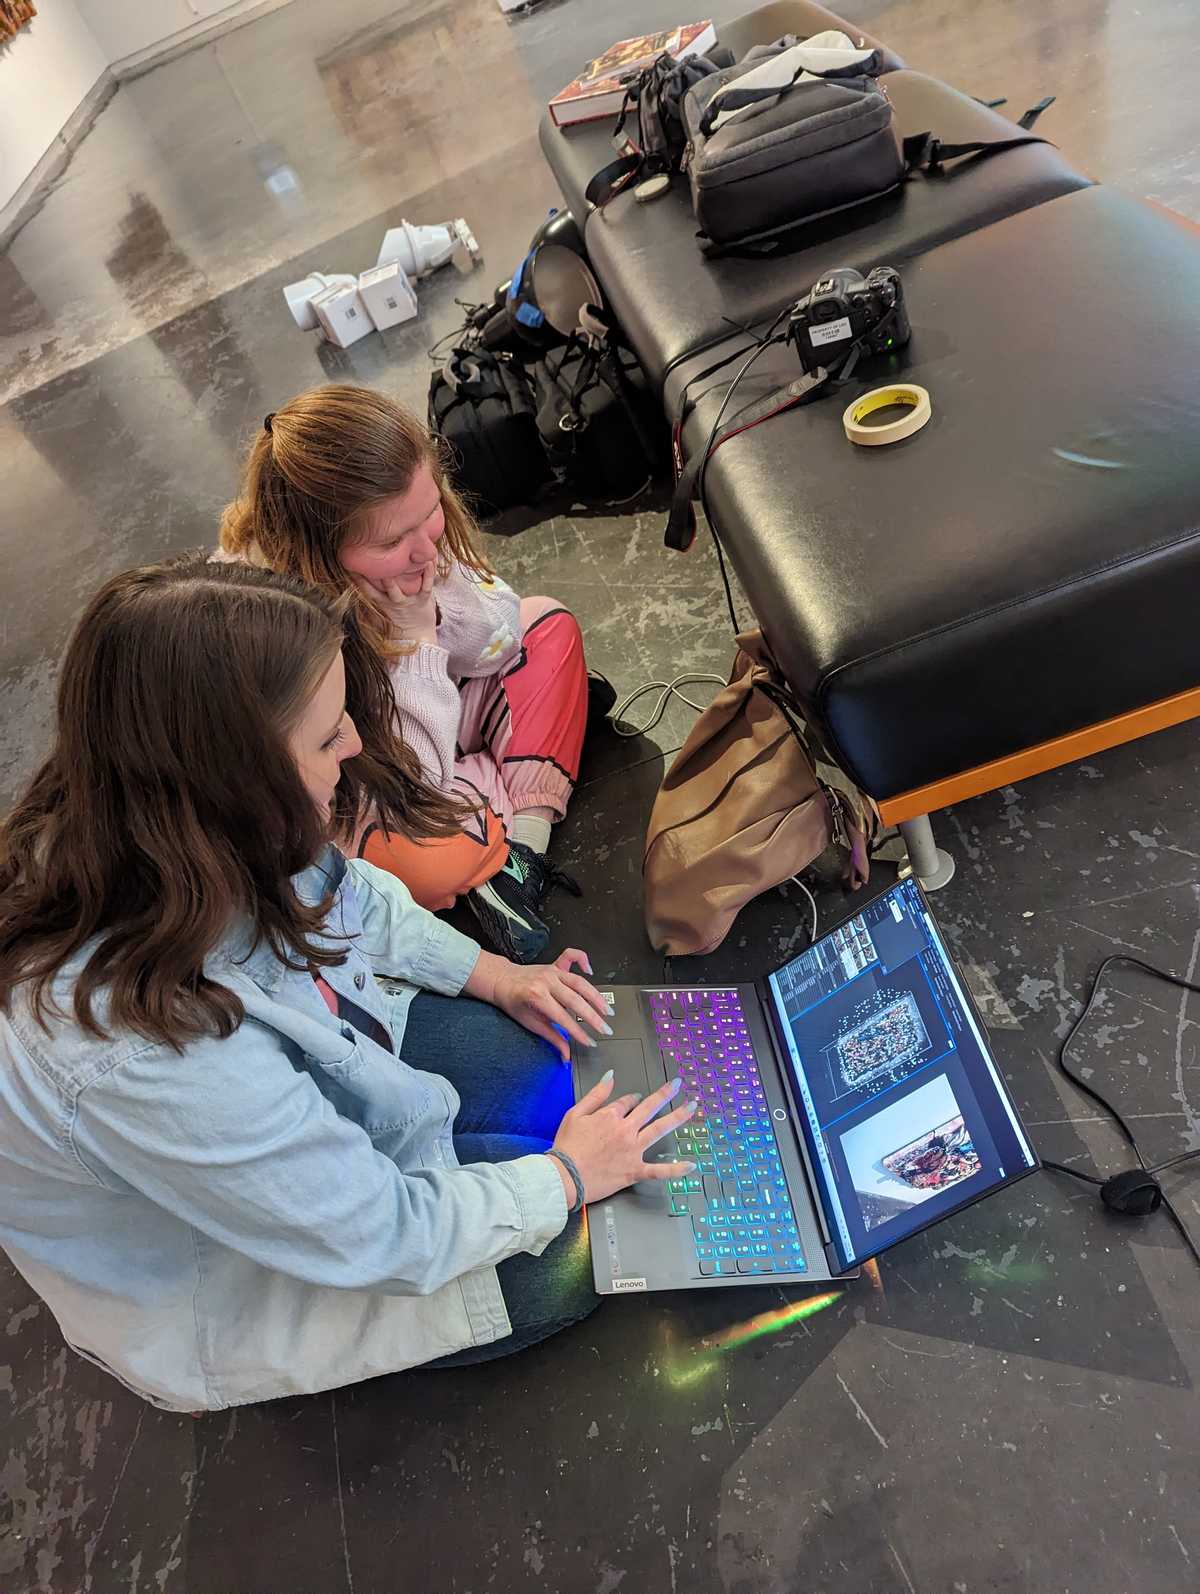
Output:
[217,384,598,962]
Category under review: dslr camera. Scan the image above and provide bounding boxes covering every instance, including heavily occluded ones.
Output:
[787,266,910,376]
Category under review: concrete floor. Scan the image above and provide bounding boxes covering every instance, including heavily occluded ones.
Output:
[3,1,1200,1590]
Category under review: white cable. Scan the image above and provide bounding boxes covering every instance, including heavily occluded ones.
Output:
[610,673,727,738]
[610,673,819,941]
[785,875,819,946]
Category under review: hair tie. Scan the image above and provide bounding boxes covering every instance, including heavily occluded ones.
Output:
[263,413,275,436]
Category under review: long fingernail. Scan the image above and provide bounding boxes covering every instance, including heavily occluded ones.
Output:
[682,1161,698,1172]
[605,1003,615,1017]
[600,1068,614,1084]
[669,1076,683,1096]
[686,1098,699,1113]
[600,1022,614,1037]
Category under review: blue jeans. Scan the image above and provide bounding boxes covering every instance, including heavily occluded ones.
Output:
[400,993,599,1366]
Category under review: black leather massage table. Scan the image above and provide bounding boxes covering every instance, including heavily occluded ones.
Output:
[539,1,1200,884]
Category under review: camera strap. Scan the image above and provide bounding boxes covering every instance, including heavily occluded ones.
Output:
[664,363,834,551]
[585,147,645,210]
[668,338,775,479]
[663,304,906,551]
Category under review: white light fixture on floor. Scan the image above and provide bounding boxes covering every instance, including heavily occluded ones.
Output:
[283,271,357,330]
[376,218,480,279]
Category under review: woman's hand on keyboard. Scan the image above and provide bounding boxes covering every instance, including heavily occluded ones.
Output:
[467,948,614,1060]
[550,1072,699,1205]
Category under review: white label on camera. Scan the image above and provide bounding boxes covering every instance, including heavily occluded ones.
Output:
[809,316,853,347]
[611,1276,647,1292]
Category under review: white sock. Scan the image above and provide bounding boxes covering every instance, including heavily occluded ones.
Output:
[511,814,552,856]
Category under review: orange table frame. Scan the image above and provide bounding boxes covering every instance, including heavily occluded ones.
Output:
[877,683,1200,828]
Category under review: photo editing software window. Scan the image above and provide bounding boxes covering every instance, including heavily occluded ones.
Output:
[767,879,1037,1268]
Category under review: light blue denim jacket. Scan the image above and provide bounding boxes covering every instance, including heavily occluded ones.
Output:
[0,850,568,1410]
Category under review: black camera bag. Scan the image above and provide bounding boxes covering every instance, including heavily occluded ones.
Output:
[584,50,727,209]
[532,339,667,502]
[428,350,552,518]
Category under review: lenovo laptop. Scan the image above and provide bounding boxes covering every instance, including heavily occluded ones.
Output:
[572,876,1038,1292]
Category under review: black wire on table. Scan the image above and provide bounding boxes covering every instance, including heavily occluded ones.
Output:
[1042,954,1200,1272]
[693,335,784,633]
[674,303,799,633]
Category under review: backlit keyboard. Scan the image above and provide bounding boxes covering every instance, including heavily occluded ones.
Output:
[648,988,805,1277]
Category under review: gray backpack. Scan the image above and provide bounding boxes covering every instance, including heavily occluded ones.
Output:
[682,53,902,251]
[682,35,1055,253]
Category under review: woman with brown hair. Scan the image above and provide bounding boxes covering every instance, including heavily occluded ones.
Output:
[0,558,695,1409]
[217,384,601,963]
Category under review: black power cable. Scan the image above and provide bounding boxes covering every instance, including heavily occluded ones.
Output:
[693,334,788,633]
[1042,954,1200,1271]
[683,292,902,632]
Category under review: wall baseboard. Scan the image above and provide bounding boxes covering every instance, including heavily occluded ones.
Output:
[111,0,299,82]
[0,0,301,247]
[0,68,116,251]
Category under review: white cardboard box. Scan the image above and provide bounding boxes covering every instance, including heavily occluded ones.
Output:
[357,262,418,330]
[311,283,375,348]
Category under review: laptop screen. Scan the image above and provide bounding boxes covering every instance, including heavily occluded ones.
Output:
[766,877,1037,1270]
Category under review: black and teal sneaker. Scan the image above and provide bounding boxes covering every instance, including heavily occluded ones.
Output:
[466,843,582,964]
[508,841,582,910]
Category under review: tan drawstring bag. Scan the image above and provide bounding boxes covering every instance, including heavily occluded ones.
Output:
[643,630,879,955]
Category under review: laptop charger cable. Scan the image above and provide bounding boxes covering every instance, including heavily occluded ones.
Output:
[1042,953,1200,1271]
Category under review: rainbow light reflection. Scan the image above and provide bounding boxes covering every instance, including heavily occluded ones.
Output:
[699,1290,844,1352]
[665,1353,720,1389]
[660,1289,846,1388]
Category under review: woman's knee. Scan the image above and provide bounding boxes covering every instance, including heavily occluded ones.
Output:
[522,604,585,674]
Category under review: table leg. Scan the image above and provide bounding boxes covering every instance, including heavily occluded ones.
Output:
[898,814,956,891]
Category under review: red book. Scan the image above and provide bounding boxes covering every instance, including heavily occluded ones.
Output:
[548,21,717,128]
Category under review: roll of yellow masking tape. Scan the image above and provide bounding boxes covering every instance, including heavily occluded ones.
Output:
[843,383,932,447]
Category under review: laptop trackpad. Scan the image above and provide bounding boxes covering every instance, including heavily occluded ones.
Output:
[577,1041,651,1099]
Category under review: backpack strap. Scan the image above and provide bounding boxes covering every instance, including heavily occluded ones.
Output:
[902,96,1056,173]
[1017,95,1056,129]
[749,672,875,885]
[442,348,497,400]
[583,75,646,209]
[542,326,662,474]
[584,149,643,209]
[595,341,662,470]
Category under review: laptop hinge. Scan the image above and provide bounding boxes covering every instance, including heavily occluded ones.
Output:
[753,980,840,1263]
